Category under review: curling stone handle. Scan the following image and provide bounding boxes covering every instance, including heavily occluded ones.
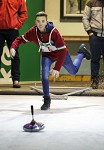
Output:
[31,105,34,116]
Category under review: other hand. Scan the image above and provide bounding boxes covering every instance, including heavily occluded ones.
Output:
[10,48,16,59]
[50,69,59,78]
[14,27,18,30]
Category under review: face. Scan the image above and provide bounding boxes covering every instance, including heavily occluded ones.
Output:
[35,16,47,32]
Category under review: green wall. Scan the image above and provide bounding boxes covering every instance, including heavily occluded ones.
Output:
[0,0,44,82]
[19,0,44,81]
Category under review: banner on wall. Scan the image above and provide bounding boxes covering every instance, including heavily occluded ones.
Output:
[0,46,12,84]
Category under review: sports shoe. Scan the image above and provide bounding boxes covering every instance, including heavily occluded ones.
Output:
[23,120,45,132]
[78,44,91,60]
[41,96,51,110]
[91,79,99,89]
[13,81,21,88]
[41,103,50,110]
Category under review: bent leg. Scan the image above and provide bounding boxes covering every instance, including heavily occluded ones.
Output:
[63,52,84,75]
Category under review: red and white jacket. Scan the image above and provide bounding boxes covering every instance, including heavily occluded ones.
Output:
[11,25,68,71]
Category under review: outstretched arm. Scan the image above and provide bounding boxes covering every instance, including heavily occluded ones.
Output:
[10,36,25,58]
[10,27,38,58]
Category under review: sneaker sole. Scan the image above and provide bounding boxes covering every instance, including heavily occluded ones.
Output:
[79,44,91,60]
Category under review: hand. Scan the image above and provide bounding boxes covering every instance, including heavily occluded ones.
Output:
[10,48,16,59]
[89,33,94,36]
[50,69,59,78]
[14,27,18,30]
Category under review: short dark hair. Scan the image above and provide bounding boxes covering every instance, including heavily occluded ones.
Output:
[35,11,47,20]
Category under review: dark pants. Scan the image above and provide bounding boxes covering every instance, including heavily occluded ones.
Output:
[89,34,104,80]
[0,29,20,82]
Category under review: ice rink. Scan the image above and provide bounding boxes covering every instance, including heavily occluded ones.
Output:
[0,95,104,150]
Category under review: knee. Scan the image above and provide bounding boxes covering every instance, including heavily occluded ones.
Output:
[70,72,76,76]
[70,70,78,76]
[42,73,49,81]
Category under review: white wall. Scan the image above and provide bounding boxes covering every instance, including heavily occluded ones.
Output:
[45,0,87,36]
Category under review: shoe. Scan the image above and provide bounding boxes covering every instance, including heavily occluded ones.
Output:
[41,103,50,110]
[13,81,21,88]
[23,120,45,132]
[41,96,51,110]
[91,79,99,89]
[78,44,91,60]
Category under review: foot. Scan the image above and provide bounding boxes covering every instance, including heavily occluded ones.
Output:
[41,104,50,110]
[78,44,91,60]
[91,80,99,89]
[41,96,51,110]
[13,81,21,88]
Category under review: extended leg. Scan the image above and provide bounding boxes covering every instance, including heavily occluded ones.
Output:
[41,56,54,110]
